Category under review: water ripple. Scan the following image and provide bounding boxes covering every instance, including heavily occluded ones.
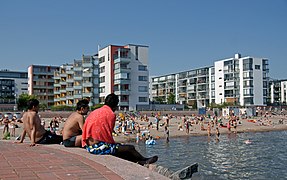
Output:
[133,131,287,179]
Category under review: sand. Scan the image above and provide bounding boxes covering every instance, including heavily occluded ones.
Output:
[1,113,287,143]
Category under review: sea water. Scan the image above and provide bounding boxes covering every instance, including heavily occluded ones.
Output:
[133,130,287,179]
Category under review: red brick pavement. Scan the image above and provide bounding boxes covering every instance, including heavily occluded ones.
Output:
[0,141,123,180]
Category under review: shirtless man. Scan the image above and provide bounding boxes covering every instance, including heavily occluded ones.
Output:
[62,99,89,147]
[16,99,62,146]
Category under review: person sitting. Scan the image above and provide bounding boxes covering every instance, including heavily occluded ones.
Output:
[82,93,158,165]
[15,99,62,146]
[62,99,89,147]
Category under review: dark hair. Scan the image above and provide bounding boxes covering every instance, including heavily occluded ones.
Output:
[76,99,89,110]
[27,99,39,110]
[105,93,119,109]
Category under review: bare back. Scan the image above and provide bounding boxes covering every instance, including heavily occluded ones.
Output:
[22,111,46,142]
[62,112,84,140]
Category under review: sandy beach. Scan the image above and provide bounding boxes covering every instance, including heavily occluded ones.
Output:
[1,111,287,143]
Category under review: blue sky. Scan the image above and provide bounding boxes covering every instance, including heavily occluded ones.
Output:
[1,0,286,79]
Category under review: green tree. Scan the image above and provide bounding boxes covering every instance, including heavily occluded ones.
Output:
[17,94,37,111]
[154,97,164,104]
[167,93,176,104]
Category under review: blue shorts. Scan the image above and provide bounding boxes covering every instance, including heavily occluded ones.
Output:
[85,141,119,155]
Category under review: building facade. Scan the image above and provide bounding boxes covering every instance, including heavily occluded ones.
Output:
[151,54,269,107]
[28,65,59,107]
[0,70,28,110]
[269,79,287,105]
[54,55,99,106]
[98,44,149,111]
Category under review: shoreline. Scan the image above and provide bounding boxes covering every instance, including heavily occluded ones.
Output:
[1,112,287,144]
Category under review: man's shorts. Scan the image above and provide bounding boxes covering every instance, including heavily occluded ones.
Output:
[85,141,119,155]
[63,136,76,147]
[36,130,63,144]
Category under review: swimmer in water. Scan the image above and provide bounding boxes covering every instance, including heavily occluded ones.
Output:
[244,139,252,144]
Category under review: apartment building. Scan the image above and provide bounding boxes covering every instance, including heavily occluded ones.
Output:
[151,54,269,107]
[54,55,99,106]
[98,44,149,111]
[214,54,269,106]
[269,79,287,105]
[0,70,28,98]
[0,70,28,110]
[151,67,212,108]
[28,65,59,107]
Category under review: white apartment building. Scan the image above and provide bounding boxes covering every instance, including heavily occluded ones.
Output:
[269,79,287,105]
[54,55,99,107]
[151,54,269,107]
[214,54,268,106]
[98,44,149,111]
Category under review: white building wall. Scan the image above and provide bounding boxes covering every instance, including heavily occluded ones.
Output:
[253,58,264,105]
[127,45,149,110]
[281,81,287,103]
[98,46,112,99]
[214,60,225,104]
[239,59,244,106]
[28,66,33,95]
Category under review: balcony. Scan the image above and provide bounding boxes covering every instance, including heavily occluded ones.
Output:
[74,85,82,89]
[66,95,73,99]
[83,92,93,97]
[73,67,82,71]
[83,72,93,77]
[59,81,66,85]
[66,79,74,83]
[119,101,129,106]
[114,79,131,85]
[54,76,60,80]
[114,68,131,74]
[74,76,83,81]
[66,87,73,91]
[60,89,66,93]
[114,57,131,64]
[83,82,93,87]
[114,89,130,96]
[74,94,82,99]
[82,63,93,68]
[54,98,60,102]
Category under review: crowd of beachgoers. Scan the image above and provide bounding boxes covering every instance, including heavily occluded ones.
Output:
[1,109,287,143]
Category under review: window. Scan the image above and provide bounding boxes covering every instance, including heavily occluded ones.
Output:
[243,80,253,87]
[263,89,267,96]
[243,58,253,71]
[99,56,105,64]
[243,89,253,96]
[99,86,105,93]
[255,65,260,70]
[211,91,215,98]
[211,76,215,82]
[100,66,105,73]
[138,65,147,71]
[139,97,148,102]
[138,76,148,81]
[263,81,267,88]
[138,86,148,92]
[211,83,215,90]
[244,97,254,105]
[99,76,105,83]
